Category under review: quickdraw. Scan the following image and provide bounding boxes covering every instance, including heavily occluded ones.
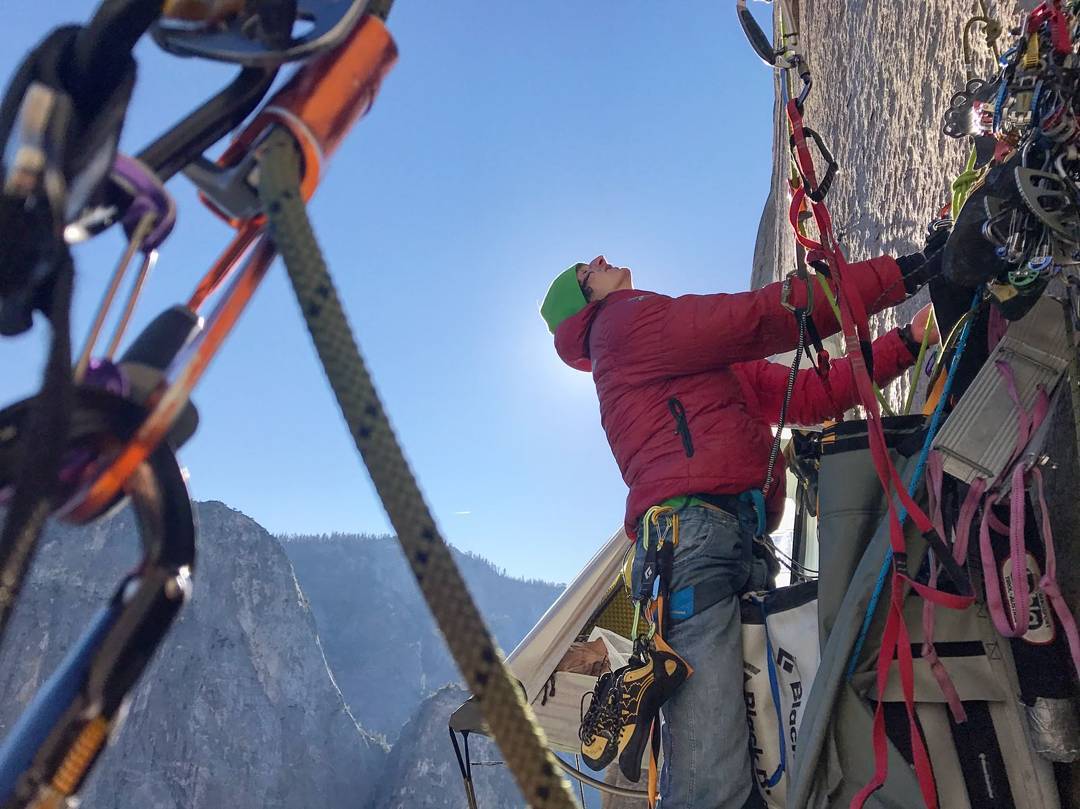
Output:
[628,505,679,809]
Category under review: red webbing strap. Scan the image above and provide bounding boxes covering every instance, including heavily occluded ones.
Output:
[785,98,972,809]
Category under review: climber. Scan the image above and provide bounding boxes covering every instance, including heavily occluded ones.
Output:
[539,236,945,809]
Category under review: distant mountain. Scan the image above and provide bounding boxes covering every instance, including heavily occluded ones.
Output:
[279,533,563,740]
[371,685,523,809]
[0,502,387,809]
[0,503,569,809]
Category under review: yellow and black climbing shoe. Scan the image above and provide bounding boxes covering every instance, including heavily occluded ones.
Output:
[579,636,693,777]
[615,634,692,783]
[579,671,620,770]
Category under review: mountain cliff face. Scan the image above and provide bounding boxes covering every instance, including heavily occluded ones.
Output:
[0,503,567,808]
[0,501,388,809]
[280,534,563,741]
[370,685,524,809]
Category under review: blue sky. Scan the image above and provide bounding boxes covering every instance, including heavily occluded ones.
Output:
[3,1,774,584]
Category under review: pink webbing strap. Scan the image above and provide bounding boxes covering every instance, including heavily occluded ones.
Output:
[1030,466,1080,679]
[785,98,970,809]
[920,452,967,722]
[973,359,1080,676]
[978,362,1046,637]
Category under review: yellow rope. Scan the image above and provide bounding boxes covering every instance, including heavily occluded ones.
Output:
[951,145,986,217]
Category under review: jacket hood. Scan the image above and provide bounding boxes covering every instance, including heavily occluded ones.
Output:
[553,301,602,372]
[553,289,651,372]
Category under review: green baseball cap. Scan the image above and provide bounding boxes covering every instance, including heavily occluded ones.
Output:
[540,264,588,334]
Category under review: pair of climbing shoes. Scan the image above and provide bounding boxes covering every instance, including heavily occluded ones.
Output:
[578,634,692,782]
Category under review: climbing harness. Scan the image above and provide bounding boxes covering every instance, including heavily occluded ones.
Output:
[0,3,578,808]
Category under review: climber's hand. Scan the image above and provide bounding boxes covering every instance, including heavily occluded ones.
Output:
[895,216,953,296]
[909,303,939,346]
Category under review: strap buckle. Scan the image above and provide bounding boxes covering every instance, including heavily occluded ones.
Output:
[893,552,909,577]
[780,270,813,315]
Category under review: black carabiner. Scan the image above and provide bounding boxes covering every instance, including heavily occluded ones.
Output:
[790,126,839,202]
[736,0,781,67]
[0,423,195,807]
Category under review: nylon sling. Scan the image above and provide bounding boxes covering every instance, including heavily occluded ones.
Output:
[785,97,975,809]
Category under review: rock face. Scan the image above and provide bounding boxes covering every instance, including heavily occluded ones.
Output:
[758,0,1080,614]
[753,0,986,409]
[0,501,387,809]
[0,504,568,809]
[370,685,524,809]
[280,534,563,741]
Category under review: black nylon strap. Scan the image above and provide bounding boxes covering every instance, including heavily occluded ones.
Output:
[0,252,74,638]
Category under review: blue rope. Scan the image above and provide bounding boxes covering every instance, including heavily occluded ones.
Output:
[844,292,981,680]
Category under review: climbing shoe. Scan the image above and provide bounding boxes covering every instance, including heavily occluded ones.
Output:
[579,670,620,770]
[614,634,692,783]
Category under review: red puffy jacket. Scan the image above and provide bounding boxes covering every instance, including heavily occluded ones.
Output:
[554,257,915,538]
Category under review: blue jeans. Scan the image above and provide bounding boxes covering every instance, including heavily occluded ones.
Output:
[635,503,768,809]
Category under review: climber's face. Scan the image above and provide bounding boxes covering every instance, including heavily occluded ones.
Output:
[577,256,632,303]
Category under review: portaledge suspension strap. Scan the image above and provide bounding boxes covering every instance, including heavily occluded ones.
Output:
[257,129,576,809]
[785,97,974,809]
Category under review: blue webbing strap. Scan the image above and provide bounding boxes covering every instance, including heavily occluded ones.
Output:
[844,291,980,680]
[740,488,768,537]
[758,594,787,788]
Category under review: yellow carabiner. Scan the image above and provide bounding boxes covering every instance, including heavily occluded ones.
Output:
[641,505,679,551]
[1022,32,1041,71]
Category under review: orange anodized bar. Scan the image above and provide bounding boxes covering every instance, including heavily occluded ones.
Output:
[66,14,398,521]
[206,14,398,221]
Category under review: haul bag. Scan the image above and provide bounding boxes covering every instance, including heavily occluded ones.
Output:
[742,581,820,809]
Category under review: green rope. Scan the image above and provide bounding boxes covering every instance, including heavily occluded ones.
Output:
[903,309,935,416]
[258,129,577,809]
[951,146,985,217]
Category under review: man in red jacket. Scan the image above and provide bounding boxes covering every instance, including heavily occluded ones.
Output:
[541,250,940,808]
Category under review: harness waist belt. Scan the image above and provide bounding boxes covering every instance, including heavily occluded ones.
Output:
[660,490,767,536]
[660,492,740,517]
